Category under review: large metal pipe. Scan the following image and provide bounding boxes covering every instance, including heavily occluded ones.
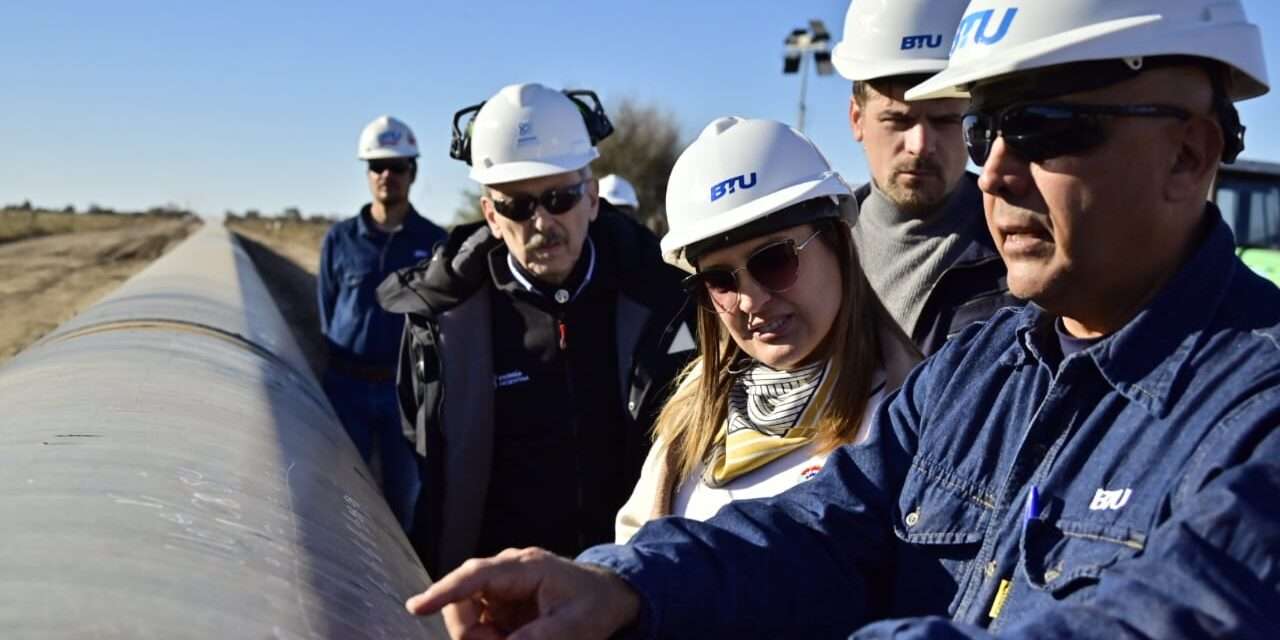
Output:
[0,224,446,638]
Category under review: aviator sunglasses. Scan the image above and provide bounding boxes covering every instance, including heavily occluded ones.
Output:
[962,103,1192,166]
[489,181,586,222]
[683,229,823,313]
[368,159,414,175]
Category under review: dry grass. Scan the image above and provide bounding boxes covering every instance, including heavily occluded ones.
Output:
[0,209,151,244]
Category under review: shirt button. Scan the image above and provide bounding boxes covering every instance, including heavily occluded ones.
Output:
[627,401,637,412]
[905,510,920,527]
[1044,565,1064,586]
[554,289,570,304]
[985,561,997,577]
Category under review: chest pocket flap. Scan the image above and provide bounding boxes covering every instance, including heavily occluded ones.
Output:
[343,270,372,288]
[1020,517,1146,597]
[894,460,994,545]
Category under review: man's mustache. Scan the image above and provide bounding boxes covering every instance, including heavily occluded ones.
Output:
[894,159,942,176]
[526,230,565,251]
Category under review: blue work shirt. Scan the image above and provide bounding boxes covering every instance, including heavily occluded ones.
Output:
[580,209,1280,638]
[317,205,445,366]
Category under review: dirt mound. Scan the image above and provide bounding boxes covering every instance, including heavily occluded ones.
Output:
[95,232,177,263]
[0,219,199,366]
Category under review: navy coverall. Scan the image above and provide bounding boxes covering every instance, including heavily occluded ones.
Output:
[581,208,1280,638]
[317,204,444,529]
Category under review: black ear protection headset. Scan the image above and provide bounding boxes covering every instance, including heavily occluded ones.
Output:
[449,89,614,165]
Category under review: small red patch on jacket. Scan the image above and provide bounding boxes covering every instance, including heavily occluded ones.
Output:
[800,465,823,481]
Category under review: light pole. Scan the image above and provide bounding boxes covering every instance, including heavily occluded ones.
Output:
[783,20,835,132]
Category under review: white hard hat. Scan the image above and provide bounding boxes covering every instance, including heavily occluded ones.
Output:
[599,174,640,209]
[465,83,600,185]
[907,0,1269,102]
[831,0,970,86]
[357,116,419,160]
[661,117,852,273]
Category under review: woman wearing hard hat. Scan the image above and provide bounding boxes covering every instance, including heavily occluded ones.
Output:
[614,116,919,541]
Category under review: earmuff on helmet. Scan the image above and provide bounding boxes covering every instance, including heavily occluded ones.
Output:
[448,102,484,165]
[448,89,614,165]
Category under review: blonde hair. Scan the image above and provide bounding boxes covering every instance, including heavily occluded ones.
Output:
[652,218,916,484]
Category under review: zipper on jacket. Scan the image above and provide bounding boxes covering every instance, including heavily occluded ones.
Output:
[555,310,586,551]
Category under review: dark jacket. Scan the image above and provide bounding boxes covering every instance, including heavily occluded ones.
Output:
[582,209,1280,639]
[378,205,695,576]
[317,205,446,367]
[854,176,1021,355]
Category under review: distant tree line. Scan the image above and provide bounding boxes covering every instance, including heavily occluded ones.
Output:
[223,206,337,224]
[1,200,195,218]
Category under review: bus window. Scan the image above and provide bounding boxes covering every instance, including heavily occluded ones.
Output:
[1214,174,1280,248]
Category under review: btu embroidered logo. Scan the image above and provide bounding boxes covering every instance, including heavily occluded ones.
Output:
[1089,487,1132,511]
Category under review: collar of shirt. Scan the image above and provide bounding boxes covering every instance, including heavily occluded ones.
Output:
[487,236,598,306]
[1008,207,1235,417]
[357,204,422,239]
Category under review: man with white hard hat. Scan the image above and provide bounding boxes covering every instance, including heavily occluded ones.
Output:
[834,0,1019,355]
[377,83,694,577]
[317,116,445,530]
[404,3,1280,637]
[598,174,640,216]
[602,173,668,235]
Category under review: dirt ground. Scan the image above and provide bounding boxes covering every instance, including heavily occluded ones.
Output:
[0,214,334,378]
[0,219,199,366]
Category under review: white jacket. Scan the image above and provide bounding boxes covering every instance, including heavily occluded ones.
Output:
[615,374,889,544]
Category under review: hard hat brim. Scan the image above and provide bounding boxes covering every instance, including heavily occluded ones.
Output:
[661,172,850,273]
[469,150,600,186]
[358,148,419,160]
[604,196,639,208]
[907,14,1269,102]
[831,46,949,83]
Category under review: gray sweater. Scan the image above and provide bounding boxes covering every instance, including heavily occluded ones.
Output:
[851,178,985,337]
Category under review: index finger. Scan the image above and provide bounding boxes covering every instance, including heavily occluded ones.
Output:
[406,555,537,616]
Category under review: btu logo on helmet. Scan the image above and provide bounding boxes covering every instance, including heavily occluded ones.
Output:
[710,173,758,202]
[901,34,943,51]
[951,8,1018,54]
[378,130,414,148]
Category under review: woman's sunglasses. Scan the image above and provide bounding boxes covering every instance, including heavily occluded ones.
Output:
[962,103,1192,166]
[489,181,586,222]
[683,229,823,313]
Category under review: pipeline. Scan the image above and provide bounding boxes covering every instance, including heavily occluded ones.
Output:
[0,224,446,638]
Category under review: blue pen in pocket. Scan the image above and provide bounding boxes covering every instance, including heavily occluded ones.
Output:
[1025,484,1040,528]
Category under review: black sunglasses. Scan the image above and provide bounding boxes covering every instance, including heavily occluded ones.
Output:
[368,159,414,175]
[489,181,586,222]
[683,229,823,314]
[963,103,1193,166]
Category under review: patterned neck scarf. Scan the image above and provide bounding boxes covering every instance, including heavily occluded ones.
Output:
[705,358,837,487]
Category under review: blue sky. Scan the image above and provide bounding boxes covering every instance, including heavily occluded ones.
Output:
[5,1,1280,226]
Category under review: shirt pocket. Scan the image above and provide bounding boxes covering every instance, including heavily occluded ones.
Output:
[892,462,995,615]
[341,269,374,290]
[1019,516,1147,601]
[894,463,993,544]
[338,269,379,306]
